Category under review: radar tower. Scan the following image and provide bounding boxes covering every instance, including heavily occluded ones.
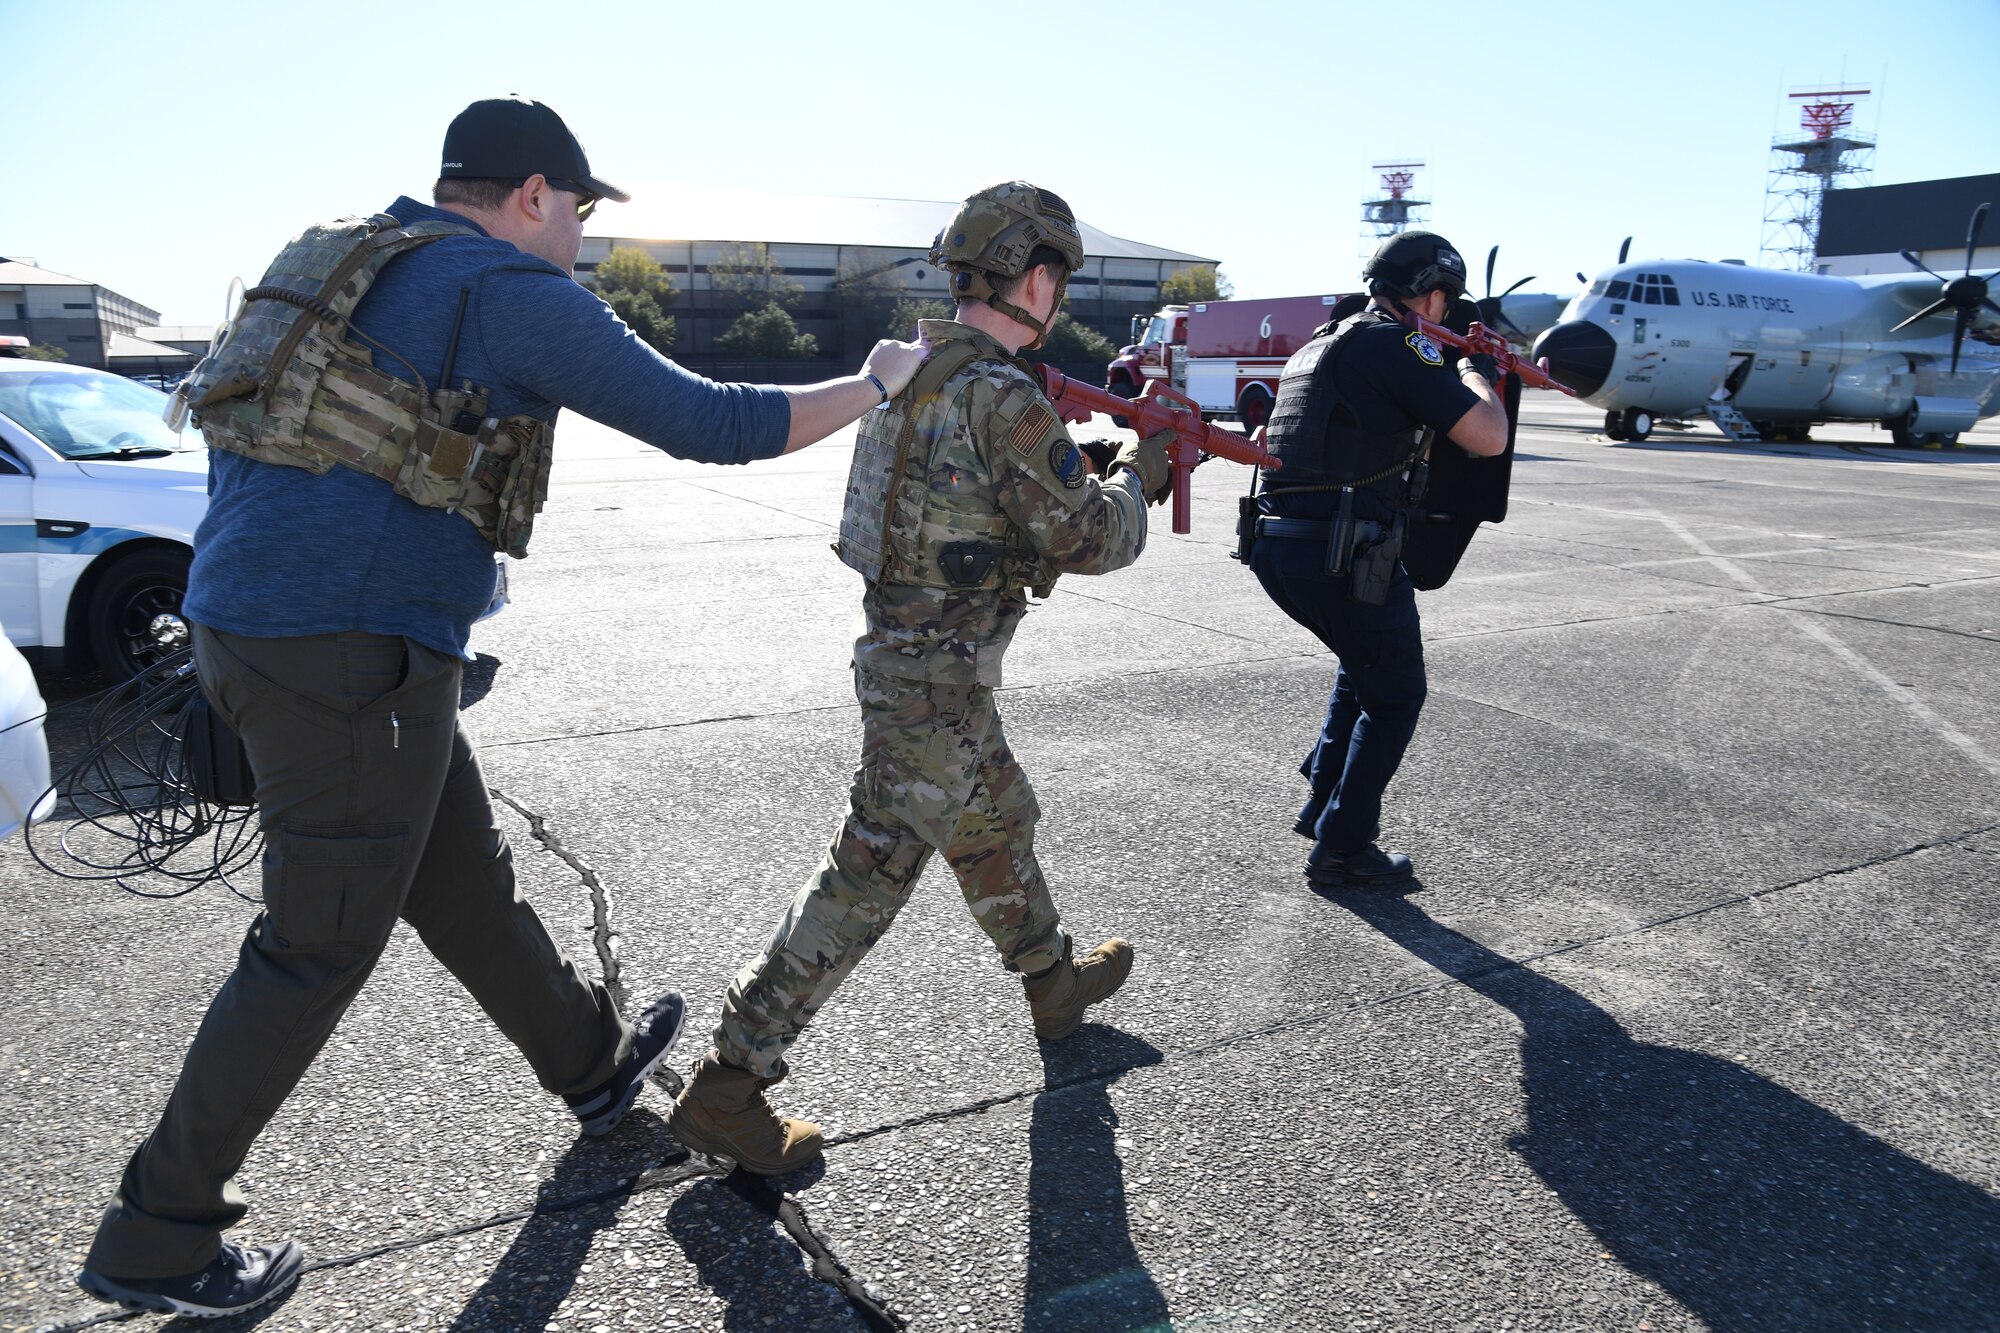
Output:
[1361,160,1428,257]
[1761,86,1875,271]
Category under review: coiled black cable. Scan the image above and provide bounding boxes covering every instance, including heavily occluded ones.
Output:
[23,648,262,901]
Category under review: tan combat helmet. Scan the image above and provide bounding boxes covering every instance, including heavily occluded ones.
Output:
[929,181,1086,350]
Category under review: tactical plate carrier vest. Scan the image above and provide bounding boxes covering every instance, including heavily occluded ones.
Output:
[174,213,555,558]
[1266,311,1430,513]
[835,338,1059,595]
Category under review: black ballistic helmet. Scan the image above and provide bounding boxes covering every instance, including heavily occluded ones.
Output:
[1363,230,1468,299]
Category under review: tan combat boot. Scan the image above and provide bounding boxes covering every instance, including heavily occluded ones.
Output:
[667,1055,824,1175]
[1023,937,1135,1040]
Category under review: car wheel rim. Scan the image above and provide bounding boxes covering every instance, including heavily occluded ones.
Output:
[118,584,187,673]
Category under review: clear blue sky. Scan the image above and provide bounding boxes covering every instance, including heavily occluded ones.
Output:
[4,0,1992,325]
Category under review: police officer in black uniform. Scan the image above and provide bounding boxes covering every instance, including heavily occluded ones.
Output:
[1248,231,1508,887]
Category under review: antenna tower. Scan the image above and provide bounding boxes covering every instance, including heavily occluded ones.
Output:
[1761,85,1875,271]
[1361,161,1428,255]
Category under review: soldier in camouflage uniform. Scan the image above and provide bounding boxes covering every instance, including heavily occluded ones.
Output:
[668,182,1177,1175]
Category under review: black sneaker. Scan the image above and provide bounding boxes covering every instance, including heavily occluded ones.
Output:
[565,990,687,1137]
[1306,845,1414,888]
[78,1238,304,1318]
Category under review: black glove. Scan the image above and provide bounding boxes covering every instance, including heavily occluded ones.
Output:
[1077,439,1118,476]
[1460,352,1501,386]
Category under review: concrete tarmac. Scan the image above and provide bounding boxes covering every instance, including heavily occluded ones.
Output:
[3,393,1996,1332]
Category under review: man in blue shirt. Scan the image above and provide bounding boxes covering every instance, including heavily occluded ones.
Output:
[77,96,926,1319]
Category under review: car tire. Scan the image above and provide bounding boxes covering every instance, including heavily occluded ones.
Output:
[86,547,192,681]
[1237,388,1274,433]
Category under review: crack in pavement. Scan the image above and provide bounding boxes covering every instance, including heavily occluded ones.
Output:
[481,788,901,1330]
[489,787,625,1012]
[1776,604,2000,647]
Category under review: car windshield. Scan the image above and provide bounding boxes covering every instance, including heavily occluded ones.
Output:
[0,371,197,459]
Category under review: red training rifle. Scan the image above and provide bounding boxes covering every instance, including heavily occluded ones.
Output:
[1035,367,1281,534]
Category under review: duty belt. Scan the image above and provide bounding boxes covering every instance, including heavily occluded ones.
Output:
[1256,516,1333,542]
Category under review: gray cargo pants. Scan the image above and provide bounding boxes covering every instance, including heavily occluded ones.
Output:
[85,626,627,1279]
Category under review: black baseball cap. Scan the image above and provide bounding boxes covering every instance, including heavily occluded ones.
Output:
[439,96,629,204]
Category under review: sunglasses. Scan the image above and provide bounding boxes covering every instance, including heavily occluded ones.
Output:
[512,178,599,222]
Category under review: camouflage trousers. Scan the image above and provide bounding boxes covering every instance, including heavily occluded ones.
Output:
[715,665,1067,1079]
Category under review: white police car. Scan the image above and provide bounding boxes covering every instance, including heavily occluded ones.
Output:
[0,359,506,679]
[0,635,53,838]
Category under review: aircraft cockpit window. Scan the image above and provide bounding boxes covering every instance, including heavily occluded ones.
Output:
[1589,280,1610,296]
[1630,273,1674,305]
[1606,280,1630,300]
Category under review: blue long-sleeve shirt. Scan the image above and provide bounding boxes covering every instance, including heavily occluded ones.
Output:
[186,196,791,657]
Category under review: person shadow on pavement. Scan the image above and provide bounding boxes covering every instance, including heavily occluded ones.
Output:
[664,1160,883,1333]
[1333,889,2000,1331]
[446,1107,692,1332]
[1023,1026,1172,1333]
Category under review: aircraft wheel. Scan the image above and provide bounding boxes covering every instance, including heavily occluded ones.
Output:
[1938,431,1962,449]
[1603,410,1628,442]
[1622,409,1654,442]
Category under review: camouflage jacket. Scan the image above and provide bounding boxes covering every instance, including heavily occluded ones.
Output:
[853,319,1148,685]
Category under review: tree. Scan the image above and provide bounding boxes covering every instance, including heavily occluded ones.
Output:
[592,247,677,354]
[709,244,802,313]
[885,297,953,338]
[604,290,676,354]
[21,343,68,362]
[595,246,677,303]
[1161,264,1233,303]
[716,302,818,359]
[1033,312,1116,363]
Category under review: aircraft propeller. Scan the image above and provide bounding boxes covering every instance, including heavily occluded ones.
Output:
[1477,246,1536,339]
[1570,238,1633,290]
[1890,201,2000,375]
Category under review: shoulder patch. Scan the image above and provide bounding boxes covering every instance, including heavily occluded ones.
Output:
[1009,402,1058,457]
[1048,438,1086,489]
[1405,331,1444,366]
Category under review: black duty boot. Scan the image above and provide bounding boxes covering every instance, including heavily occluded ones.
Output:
[1306,845,1414,888]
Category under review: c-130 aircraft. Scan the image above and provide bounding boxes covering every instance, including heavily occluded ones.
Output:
[1532,205,2000,448]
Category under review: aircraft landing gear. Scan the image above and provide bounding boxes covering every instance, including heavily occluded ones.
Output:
[1889,421,1959,449]
[1604,407,1653,442]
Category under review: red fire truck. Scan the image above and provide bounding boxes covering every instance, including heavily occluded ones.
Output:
[1105,293,1362,429]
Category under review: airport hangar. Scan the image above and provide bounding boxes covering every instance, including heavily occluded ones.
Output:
[0,258,204,376]
[1815,171,2000,277]
[575,185,1217,363]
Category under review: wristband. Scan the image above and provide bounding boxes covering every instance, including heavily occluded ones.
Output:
[865,372,890,404]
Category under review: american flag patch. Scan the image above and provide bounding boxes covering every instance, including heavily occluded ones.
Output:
[1009,403,1056,457]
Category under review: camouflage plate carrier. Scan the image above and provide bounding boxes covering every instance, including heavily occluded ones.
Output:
[834,336,1059,597]
[171,212,554,558]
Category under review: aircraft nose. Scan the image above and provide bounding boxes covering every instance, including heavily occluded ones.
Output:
[1532,320,1617,398]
